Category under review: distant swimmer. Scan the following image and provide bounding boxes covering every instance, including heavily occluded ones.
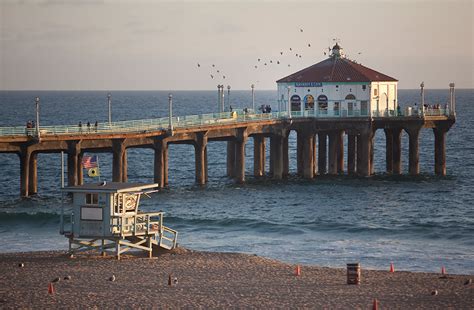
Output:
[210,74,214,79]
[300,28,303,32]
[280,51,283,55]
[308,43,311,47]
[277,61,280,64]
[197,63,200,67]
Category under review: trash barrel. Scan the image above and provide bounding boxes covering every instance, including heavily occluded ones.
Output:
[347,263,361,285]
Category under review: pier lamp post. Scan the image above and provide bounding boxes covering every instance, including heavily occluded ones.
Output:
[168,93,173,134]
[287,86,292,118]
[221,85,225,114]
[107,93,112,125]
[420,81,425,106]
[217,85,221,112]
[35,96,40,139]
[449,82,455,116]
[227,85,231,111]
[251,84,255,112]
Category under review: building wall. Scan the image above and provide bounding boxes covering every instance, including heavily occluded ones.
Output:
[277,81,398,115]
[370,82,398,115]
[277,82,371,112]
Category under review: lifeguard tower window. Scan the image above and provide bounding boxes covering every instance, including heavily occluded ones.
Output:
[86,193,99,205]
[81,206,102,221]
[374,89,378,96]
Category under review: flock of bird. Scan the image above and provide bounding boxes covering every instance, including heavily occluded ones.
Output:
[196,28,341,84]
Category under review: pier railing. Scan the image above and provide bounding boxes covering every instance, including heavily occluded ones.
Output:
[0,107,452,137]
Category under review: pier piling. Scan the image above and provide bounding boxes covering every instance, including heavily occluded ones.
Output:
[318,132,327,175]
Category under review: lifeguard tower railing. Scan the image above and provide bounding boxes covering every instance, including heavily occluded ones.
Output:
[0,103,454,137]
[111,212,178,250]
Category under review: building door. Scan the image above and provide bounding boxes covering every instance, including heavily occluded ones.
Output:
[290,95,301,112]
[304,95,315,111]
[345,94,356,117]
[317,95,328,115]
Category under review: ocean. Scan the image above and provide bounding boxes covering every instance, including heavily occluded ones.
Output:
[0,89,473,274]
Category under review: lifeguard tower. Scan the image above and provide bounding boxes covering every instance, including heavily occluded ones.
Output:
[60,182,178,259]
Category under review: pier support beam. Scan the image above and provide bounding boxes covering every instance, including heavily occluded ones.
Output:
[384,129,393,174]
[112,139,126,182]
[194,132,208,185]
[296,131,304,176]
[357,130,372,177]
[19,147,31,197]
[226,141,236,178]
[67,141,81,187]
[434,127,447,176]
[336,131,344,174]
[28,152,38,195]
[406,127,421,176]
[153,139,168,188]
[253,136,265,177]
[347,134,356,175]
[328,132,338,175]
[235,129,247,183]
[122,150,128,183]
[392,128,402,175]
[270,134,284,179]
[283,134,289,178]
[302,133,315,179]
[370,131,375,175]
[318,132,327,175]
[77,152,83,185]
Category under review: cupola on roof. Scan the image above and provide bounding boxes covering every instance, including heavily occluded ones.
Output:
[277,44,397,83]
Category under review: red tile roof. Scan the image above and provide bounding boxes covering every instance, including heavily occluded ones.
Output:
[276,57,397,83]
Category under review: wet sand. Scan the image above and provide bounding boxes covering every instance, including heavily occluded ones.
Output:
[0,249,472,309]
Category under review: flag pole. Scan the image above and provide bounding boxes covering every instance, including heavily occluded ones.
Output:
[60,151,65,235]
[97,155,101,182]
[61,151,65,188]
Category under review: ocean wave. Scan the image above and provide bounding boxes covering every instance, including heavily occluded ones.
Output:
[0,211,59,223]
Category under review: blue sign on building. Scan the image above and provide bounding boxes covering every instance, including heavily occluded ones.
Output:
[295,82,323,87]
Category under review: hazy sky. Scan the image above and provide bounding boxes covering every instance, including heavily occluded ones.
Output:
[0,0,472,90]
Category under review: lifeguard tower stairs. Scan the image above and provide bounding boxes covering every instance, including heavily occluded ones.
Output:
[60,182,178,259]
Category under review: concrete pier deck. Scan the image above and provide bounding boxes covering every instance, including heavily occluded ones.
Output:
[0,111,455,197]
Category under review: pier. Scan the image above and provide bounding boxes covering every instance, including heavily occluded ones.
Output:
[0,104,455,197]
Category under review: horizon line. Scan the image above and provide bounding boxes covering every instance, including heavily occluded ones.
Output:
[1,88,471,92]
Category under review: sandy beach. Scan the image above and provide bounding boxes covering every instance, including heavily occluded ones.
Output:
[0,248,472,309]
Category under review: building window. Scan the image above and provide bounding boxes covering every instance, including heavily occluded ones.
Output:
[374,89,378,96]
[290,95,301,111]
[86,193,99,205]
[362,85,367,91]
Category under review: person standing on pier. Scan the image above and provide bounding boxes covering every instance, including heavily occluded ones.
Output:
[78,121,82,133]
[94,121,98,132]
[87,121,91,132]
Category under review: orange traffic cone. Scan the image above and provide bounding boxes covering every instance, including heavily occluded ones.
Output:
[390,262,395,273]
[48,282,55,295]
[295,265,301,276]
[441,266,446,275]
[372,298,378,310]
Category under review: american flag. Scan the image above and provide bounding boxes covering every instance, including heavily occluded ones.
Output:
[82,155,98,169]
